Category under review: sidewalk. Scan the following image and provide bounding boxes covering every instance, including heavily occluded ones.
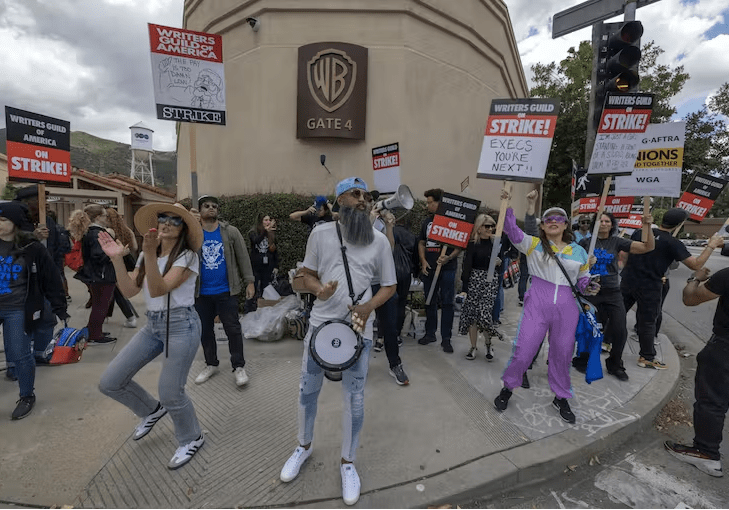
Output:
[0,269,679,508]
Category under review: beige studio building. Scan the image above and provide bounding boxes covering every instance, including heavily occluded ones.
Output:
[177,0,535,210]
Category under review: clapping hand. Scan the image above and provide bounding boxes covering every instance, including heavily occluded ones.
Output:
[98,231,125,259]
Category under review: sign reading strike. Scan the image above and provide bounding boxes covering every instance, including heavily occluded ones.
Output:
[372,142,400,193]
[5,106,71,183]
[614,122,685,197]
[149,24,226,125]
[476,98,560,182]
[676,172,728,222]
[588,92,654,175]
[428,192,481,249]
[577,195,634,217]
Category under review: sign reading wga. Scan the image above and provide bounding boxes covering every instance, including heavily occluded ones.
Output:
[297,43,368,139]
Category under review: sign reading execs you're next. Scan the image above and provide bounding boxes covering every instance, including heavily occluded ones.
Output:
[297,42,368,139]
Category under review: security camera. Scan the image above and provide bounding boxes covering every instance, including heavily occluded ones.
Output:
[246,17,260,32]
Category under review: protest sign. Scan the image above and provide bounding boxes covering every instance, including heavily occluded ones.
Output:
[588,92,654,176]
[676,173,728,222]
[149,24,226,125]
[614,122,684,197]
[577,195,634,217]
[5,106,71,183]
[427,192,481,249]
[476,98,559,182]
[372,142,400,193]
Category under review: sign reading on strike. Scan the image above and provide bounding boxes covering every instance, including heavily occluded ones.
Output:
[5,106,71,183]
[149,23,226,125]
[614,122,685,198]
[676,172,728,222]
[372,142,400,193]
[476,98,560,182]
[588,92,654,176]
[618,214,643,230]
[427,192,481,249]
[577,195,634,217]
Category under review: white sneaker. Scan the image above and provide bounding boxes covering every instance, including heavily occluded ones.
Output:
[124,317,137,328]
[341,463,361,506]
[195,366,219,384]
[280,445,312,482]
[133,404,167,440]
[167,433,205,470]
[234,367,249,386]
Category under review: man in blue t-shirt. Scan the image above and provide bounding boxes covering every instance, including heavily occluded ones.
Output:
[194,195,255,387]
[665,264,729,478]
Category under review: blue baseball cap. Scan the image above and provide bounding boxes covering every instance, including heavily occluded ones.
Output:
[314,195,328,208]
[335,177,368,198]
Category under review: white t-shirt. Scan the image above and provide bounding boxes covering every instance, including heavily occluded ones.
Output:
[136,250,200,311]
[303,221,396,339]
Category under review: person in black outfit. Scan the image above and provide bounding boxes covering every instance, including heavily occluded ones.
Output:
[575,211,654,381]
[417,188,461,353]
[289,196,335,230]
[665,263,728,478]
[621,208,723,370]
[248,213,278,308]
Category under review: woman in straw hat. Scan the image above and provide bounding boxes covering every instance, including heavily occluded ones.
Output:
[97,202,206,470]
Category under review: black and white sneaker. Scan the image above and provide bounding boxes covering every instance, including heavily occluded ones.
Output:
[373,340,384,352]
[389,364,409,385]
[168,434,205,470]
[553,397,576,424]
[133,404,168,440]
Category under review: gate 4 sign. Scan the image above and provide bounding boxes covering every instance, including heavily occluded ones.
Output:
[476,98,560,182]
[5,106,71,183]
[428,192,481,249]
[588,93,653,176]
[676,172,728,222]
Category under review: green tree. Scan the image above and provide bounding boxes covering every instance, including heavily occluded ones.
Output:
[530,40,689,210]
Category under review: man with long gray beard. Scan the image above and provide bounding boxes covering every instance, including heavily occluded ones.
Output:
[280,177,396,506]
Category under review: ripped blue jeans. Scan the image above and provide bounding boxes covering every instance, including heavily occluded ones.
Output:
[298,331,372,462]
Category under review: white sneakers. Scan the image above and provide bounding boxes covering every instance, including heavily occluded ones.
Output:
[234,367,249,386]
[195,365,219,384]
[280,447,361,506]
[280,445,312,482]
[340,463,361,505]
[133,404,167,440]
[124,317,137,328]
[167,433,205,470]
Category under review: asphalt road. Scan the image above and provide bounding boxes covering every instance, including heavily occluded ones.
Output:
[461,247,729,509]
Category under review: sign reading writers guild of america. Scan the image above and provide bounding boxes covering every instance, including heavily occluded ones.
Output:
[297,42,368,139]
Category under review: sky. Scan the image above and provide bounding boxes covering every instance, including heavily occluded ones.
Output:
[0,0,727,153]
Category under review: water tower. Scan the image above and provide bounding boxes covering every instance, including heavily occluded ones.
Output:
[129,121,155,186]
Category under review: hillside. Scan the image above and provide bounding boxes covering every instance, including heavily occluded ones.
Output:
[0,128,177,191]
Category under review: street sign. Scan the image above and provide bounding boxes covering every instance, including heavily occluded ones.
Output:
[552,0,662,38]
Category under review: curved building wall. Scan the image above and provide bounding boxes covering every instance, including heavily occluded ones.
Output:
[178,0,536,211]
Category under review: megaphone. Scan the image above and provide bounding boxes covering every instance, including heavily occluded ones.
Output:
[374,184,414,211]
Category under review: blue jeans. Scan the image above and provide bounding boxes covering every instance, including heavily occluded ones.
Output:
[1,309,34,397]
[298,331,373,462]
[493,258,508,322]
[422,268,456,343]
[99,306,202,446]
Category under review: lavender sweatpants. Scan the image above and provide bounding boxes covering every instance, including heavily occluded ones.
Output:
[502,277,579,399]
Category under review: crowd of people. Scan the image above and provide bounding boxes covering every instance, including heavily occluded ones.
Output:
[2,177,729,503]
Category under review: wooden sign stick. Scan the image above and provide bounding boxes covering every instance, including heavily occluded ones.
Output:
[587,176,612,257]
[486,181,512,283]
[425,245,448,306]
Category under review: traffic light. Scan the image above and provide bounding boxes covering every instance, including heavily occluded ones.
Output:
[591,21,643,129]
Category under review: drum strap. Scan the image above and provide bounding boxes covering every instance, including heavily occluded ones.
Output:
[335,222,367,306]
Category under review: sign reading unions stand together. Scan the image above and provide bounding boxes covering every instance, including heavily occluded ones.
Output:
[148,23,227,125]
[476,98,560,183]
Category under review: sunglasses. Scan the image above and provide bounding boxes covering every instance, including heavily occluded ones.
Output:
[579,220,591,224]
[543,215,567,224]
[157,214,184,227]
[482,224,496,229]
[347,189,373,202]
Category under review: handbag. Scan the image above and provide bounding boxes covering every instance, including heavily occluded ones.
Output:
[44,323,88,365]
[64,240,83,272]
[502,259,520,289]
[553,254,604,384]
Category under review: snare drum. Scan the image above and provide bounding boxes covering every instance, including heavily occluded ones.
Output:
[309,319,364,372]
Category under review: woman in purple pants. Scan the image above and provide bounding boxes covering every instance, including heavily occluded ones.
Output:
[493,192,596,424]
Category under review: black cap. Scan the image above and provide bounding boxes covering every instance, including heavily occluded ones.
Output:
[14,184,47,201]
[198,195,219,208]
[0,201,33,229]
[661,208,689,228]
